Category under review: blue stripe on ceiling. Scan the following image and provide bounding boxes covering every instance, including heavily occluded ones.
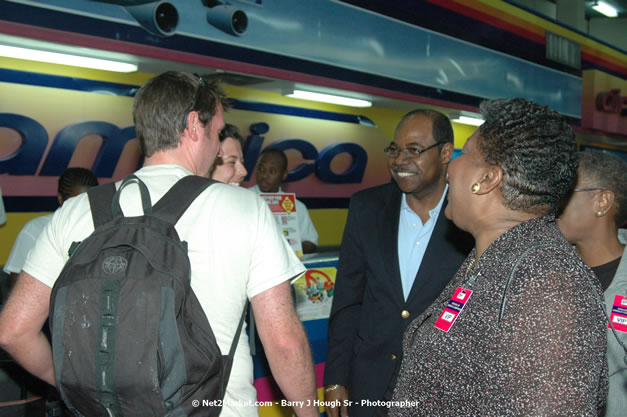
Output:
[0,68,139,96]
[230,100,375,126]
[0,69,374,125]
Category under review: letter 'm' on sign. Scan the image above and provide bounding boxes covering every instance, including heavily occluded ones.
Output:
[40,122,137,177]
[0,113,48,175]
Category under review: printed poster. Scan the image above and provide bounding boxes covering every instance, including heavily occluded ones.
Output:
[292,268,336,321]
[259,193,303,258]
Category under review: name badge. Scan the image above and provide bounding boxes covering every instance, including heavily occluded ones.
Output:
[608,294,627,333]
[434,287,473,332]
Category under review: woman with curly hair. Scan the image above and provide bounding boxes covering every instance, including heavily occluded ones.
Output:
[558,150,627,417]
[387,98,608,416]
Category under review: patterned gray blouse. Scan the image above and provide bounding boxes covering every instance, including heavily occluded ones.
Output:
[388,216,608,417]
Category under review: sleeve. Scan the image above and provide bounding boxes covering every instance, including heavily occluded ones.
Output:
[296,199,318,245]
[3,217,49,274]
[22,200,87,288]
[246,194,306,299]
[4,225,37,274]
[324,195,366,386]
[494,250,608,416]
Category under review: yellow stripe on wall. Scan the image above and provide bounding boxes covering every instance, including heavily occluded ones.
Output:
[460,0,627,66]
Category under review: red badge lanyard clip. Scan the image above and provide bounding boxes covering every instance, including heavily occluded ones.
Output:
[434,287,473,332]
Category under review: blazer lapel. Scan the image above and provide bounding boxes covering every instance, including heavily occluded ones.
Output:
[378,184,405,302]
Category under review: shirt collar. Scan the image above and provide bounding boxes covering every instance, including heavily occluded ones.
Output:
[252,184,284,193]
[400,184,448,217]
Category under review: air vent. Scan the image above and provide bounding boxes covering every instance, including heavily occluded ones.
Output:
[546,31,581,69]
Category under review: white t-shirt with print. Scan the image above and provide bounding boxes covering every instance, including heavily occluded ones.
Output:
[23,164,305,417]
[248,185,319,245]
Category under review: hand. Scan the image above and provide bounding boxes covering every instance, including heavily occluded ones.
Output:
[324,385,348,417]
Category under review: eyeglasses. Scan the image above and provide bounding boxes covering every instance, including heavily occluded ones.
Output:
[384,141,445,158]
[573,187,605,192]
[182,74,206,130]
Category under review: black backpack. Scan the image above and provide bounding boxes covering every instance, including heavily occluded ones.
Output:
[49,174,247,417]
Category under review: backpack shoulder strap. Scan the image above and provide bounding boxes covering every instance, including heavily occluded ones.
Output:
[153,175,216,224]
[229,302,249,359]
[87,182,117,228]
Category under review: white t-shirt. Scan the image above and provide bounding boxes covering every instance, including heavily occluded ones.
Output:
[248,185,319,245]
[4,213,53,274]
[23,164,305,417]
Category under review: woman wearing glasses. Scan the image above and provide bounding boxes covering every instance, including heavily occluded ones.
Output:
[387,98,608,416]
[558,150,627,417]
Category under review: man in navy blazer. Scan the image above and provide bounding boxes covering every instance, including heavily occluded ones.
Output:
[324,110,472,417]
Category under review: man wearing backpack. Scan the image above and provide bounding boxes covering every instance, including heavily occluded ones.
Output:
[0,72,318,417]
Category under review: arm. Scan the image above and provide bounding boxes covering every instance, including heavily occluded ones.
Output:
[0,271,55,386]
[8,272,18,291]
[252,281,318,417]
[301,241,317,254]
[4,218,42,289]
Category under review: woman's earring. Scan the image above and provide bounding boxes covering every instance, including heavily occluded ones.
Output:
[597,211,603,217]
[471,183,481,194]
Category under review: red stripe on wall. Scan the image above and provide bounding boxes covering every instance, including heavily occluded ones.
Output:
[582,49,627,77]
[429,0,626,77]
[427,0,545,45]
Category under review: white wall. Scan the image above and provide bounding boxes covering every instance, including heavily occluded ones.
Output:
[589,18,627,51]
[514,0,626,52]
[512,0,556,19]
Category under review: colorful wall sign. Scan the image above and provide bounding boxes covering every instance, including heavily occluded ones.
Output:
[582,70,627,136]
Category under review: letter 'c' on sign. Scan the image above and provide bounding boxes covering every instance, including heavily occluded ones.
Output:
[316,143,367,183]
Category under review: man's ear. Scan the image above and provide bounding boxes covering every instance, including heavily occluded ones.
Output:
[185,111,200,141]
[475,166,503,195]
[440,142,453,164]
[281,168,289,182]
[57,192,64,206]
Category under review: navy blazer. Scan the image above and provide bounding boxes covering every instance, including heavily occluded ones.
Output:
[324,182,472,417]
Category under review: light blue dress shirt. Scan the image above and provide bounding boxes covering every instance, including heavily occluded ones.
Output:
[398,186,448,300]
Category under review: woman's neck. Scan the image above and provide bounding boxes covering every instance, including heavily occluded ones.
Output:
[576,225,624,267]
[472,211,538,260]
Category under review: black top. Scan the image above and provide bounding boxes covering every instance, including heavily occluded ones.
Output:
[592,256,621,291]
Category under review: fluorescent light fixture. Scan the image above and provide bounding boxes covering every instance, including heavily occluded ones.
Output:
[0,45,138,73]
[450,112,484,126]
[286,89,372,107]
[592,1,618,17]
